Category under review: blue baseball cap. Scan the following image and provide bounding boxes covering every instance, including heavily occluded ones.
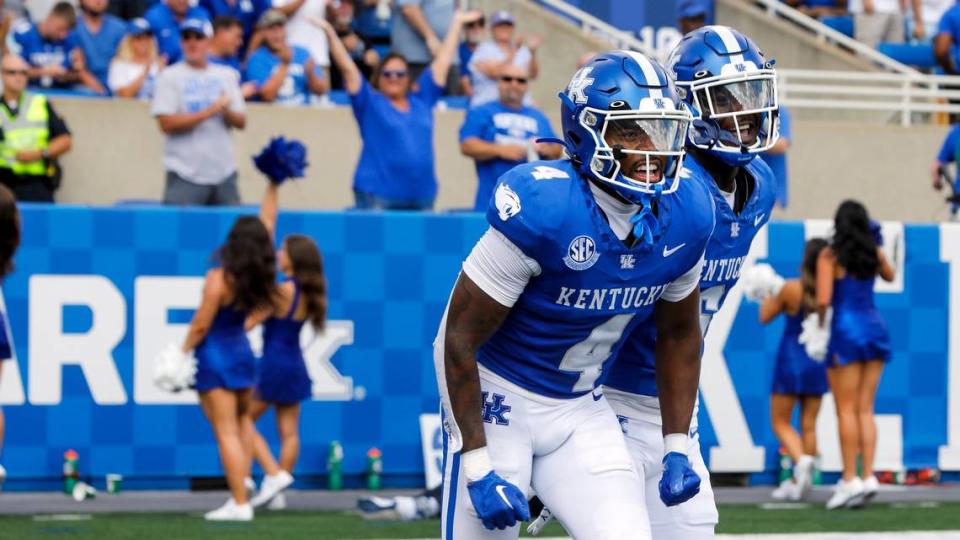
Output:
[129,18,152,36]
[490,10,514,26]
[179,18,212,37]
[678,0,707,18]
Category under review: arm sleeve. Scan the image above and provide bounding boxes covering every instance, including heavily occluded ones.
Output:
[150,71,179,115]
[462,226,541,308]
[660,253,705,303]
[45,101,70,137]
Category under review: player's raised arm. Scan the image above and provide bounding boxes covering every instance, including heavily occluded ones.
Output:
[442,273,510,453]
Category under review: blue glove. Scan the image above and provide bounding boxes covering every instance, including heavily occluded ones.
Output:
[658,452,701,507]
[253,136,308,185]
[466,471,530,530]
[869,220,884,246]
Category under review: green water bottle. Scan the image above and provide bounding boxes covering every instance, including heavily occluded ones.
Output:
[63,449,79,495]
[812,455,823,485]
[327,441,343,491]
[366,448,383,491]
[778,447,793,483]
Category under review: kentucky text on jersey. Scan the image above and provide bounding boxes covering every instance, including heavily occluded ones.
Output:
[555,285,667,311]
[700,255,746,284]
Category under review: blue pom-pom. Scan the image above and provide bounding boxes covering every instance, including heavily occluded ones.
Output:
[253,136,309,185]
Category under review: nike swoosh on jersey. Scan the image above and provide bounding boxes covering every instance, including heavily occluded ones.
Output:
[495,485,513,507]
[754,213,765,226]
[663,243,686,257]
[592,391,602,401]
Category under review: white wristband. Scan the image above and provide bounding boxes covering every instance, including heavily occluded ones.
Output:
[664,433,690,456]
[462,447,494,483]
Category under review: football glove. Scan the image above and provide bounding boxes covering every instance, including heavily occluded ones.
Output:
[467,471,530,530]
[659,452,701,507]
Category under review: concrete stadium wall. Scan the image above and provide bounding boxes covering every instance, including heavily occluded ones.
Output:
[52,98,949,222]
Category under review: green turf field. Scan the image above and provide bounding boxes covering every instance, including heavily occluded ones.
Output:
[1,503,958,539]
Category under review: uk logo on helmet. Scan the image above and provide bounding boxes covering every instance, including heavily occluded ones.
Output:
[564,235,600,271]
[567,67,595,104]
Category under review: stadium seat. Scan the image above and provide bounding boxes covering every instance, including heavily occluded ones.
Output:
[821,15,854,37]
[878,43,937,69]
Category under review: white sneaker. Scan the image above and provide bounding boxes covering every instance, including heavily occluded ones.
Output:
[204,498,253,521]
[0,463,6,492]
[862,475,879,505]
[826,477,865,510]
[771,479,802,501]
[266,492,287,510]
[794,455,815,500]
[250,470,293,508]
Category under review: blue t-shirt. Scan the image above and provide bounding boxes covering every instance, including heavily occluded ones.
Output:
[245,45,319,105]
[73,15,128,90]
[350,68,443,202]
[459,101,556,211]
[144,3,211,63]
[937,123,960,163]
[761,105,791,208]
[209,53,242,76]
[606,154,777,397]
[474,159,714,399]
[200,0,270,42]
[13,21,79,88]
[939,5,960,66]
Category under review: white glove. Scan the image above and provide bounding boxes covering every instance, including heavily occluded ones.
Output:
[526,506,553,536]
[153,343,197,392]
[798,311,831,362]
[740,263,785,303]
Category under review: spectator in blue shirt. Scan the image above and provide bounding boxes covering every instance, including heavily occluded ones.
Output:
[762,105,792,208]
[936,2,960,73]
[244,10,326,105]
[145,0,210,64]
[459,64,561,211]
[931,122,960,218]
[209,15,256,98]
[200,0,270,48]
[322,10,479,209]
[14,2,102,92]
[74,0,129,92]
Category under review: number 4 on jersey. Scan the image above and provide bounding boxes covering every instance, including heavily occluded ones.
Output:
[531,166,570,181]
[559,314,634,392]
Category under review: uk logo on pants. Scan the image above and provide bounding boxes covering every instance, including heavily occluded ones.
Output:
[481,392,512,426]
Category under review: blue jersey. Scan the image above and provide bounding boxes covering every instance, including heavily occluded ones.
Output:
[13,21,79,88]
[605,154,777,397]
[475,160,715,399]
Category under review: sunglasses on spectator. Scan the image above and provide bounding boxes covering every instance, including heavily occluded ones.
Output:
[465,19,485,28]
[2,69,27,76]
[500,76,528,84]
[181,31,206,41]
[381,70,408,79]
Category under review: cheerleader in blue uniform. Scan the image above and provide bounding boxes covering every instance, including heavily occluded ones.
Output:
[817,200,895,510]
[0,185,21,488]
[181,208,277,521]
[760,238,829,501]
[238,137,318,509]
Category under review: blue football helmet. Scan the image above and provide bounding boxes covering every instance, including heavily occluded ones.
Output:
[560,50,692,203]
[667,25,779,166]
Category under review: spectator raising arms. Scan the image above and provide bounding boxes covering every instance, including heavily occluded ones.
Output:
[320,10,480,210]
[74,0,129,93]
[459,64,561,211]
[144,0,211,64]
[327,2,379,91]
[0,54,73,203]
[14,2,100,93]
[468,10,540,107]
[152,19,247,206]
[109,18,166,100]
[245,10,326,105]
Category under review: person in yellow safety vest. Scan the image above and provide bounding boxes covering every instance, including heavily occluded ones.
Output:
[0,54,73,202]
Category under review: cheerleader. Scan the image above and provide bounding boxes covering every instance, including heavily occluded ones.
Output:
[180,210,277,521]
[761,238,830,501]
[242,142,322,509]
[817,200,895,510]
[0,185,21,487]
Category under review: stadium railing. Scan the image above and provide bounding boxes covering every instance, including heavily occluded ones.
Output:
[778,68,960,125]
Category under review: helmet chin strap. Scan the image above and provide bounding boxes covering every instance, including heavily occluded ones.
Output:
[691,119,749,154]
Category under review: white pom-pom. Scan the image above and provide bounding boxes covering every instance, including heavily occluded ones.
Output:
[740,263,786,303]
[798,311,831,362]
[153,343,197,392]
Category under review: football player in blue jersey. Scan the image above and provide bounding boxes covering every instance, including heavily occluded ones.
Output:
[596,26,781,540]
[0,184,21,487]
[434,49,717,539]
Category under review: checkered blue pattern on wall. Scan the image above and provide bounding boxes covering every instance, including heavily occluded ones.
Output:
[0,207,953,485]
